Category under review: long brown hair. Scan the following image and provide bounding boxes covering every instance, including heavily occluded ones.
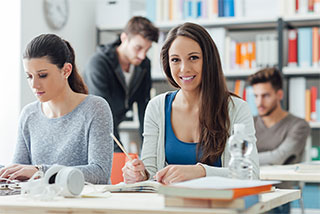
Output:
[23,34,88,94]
[160,22,232,164]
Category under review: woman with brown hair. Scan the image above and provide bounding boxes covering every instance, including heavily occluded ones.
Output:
[123,23,259,184]
[0,34,113,184]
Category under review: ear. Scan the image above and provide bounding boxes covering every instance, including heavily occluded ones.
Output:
[120,32,128,43]
[62,63,72,79]
[276,89,284,100]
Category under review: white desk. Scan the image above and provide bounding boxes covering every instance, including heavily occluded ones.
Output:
[260,164,320,182]
[0,188,300,214]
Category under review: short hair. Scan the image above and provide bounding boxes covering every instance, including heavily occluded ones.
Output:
[248,68,283,91]
[123,16,159,42]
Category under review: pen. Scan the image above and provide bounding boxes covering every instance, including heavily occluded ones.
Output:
[110,133,147,179]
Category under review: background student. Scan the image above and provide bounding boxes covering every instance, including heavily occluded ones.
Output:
[84,16,159,152]
[248,68,310,214]
[122,22,259,184]
[0,34,113,184]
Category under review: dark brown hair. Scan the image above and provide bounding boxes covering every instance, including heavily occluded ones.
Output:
[23,34,88,94]
[124,16,159,42]
[248,67,282,91]
[160,22,232,164]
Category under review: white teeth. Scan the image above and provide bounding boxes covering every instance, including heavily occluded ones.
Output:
[181,76,194,80]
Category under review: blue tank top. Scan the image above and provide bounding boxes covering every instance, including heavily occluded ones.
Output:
[165,91,222,167]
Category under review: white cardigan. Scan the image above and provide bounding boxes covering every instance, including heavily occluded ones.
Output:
[141,92,260,179]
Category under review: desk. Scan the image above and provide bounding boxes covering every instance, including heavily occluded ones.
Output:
[0,188,300,214]
[260,164,320,182]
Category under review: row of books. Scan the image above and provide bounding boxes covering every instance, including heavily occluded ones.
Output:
[146,0,320,23]
[289,77,320,122]
[284,0,320,16]
[288,27,320,68]
[225,34,278,71]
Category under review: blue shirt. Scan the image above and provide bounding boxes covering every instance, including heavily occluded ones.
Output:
[165,91,221,167]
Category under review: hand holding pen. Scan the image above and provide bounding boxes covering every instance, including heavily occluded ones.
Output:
[110,133,148,183]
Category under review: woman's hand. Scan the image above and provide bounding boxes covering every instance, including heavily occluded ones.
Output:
[155,164,206,184]
[0,164,38,181]
[122,159,148,184]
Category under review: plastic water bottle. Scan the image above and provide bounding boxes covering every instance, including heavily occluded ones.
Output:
[228,124,253,180]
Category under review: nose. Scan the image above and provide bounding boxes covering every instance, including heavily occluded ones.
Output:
[137,51,146,60]
[30,77,40,89]
[180,60,190,73]
[255,96,262,106]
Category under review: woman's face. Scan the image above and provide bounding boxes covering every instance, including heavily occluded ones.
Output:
[168,36,203,93]
[23,57,70,103]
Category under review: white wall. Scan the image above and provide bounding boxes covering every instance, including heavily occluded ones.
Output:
[0,1,21,165]
[0,0,97,165]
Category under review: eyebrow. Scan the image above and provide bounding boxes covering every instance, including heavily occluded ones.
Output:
[169,52,201,57]
[25,69,48,73]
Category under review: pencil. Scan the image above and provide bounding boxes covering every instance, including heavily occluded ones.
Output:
[110,133,147,179]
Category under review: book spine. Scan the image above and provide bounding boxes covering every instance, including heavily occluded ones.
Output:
[288,29,298,67]
[298,28,312,67]
[312,27,319,67]
[310,86,318,121]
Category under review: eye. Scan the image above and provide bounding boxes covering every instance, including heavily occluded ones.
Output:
[170,58,180,63]
[26,74,32,79]
[39,73,48,78]
[190,55,199,61]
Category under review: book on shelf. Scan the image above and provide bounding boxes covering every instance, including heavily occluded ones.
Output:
[164,193,259,209]
[158,176,279,200]
[298,27,313,67]
[288,29,298,67]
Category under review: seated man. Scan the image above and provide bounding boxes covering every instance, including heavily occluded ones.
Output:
[248,68,310,214]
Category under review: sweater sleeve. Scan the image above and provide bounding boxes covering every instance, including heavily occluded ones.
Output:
[12,108,32,165]
[201,98,260,180]
[258,119,310,165]
[141,96,161,178]
[74,99,114,184]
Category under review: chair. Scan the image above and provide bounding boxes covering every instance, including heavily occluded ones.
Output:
[110,152,138,184]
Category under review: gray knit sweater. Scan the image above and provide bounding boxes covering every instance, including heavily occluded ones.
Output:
[13,95,113,184]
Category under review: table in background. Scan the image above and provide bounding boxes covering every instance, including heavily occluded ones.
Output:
[0,188,300,214]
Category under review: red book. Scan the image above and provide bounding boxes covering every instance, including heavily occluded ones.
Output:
[296,0,299,12]
[311,87,318,121]
[288,29,298,66]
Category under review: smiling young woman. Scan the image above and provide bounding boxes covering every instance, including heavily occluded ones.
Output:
[122,23,260,185]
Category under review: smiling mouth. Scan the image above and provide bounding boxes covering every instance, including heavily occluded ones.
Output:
[180,76,196,81]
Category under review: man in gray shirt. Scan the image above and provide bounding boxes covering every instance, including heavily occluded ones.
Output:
[248,68,310,214]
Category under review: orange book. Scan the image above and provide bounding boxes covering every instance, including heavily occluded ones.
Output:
[312,27,319,66]
[234,80,241,96]
[235,43,241,68]
[305,89,311,121]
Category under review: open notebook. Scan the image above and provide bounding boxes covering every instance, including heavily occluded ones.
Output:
[102,180,161,192]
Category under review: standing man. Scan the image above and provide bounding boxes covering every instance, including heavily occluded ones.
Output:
[84,16,159,152]
[248,68,310,213]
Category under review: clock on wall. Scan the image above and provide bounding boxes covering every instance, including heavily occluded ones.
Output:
[44,0,69,30]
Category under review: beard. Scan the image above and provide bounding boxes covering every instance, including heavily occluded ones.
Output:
[259,102,278,117]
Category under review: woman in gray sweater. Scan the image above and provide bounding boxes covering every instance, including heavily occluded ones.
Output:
[0,34,113,184]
